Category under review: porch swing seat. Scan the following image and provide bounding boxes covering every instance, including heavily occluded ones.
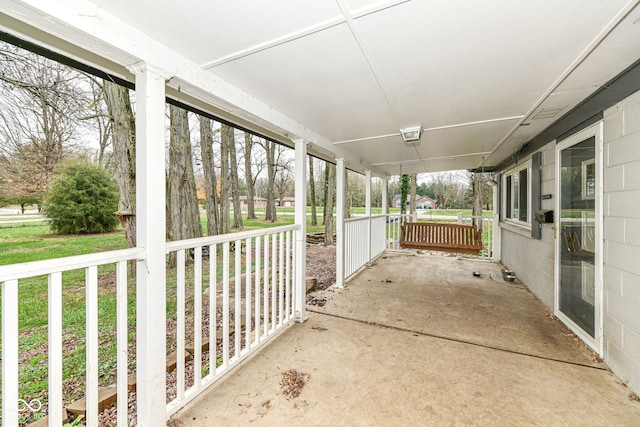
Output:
[400,222,483,255]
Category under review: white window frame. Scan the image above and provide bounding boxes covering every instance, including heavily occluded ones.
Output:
[502,161,532,227]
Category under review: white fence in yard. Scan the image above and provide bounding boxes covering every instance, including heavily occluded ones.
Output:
[0,224,300,426]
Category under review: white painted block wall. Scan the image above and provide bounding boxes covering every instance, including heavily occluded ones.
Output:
[501,96,640,396]
[500,142,556,308]
[603,90,640,396]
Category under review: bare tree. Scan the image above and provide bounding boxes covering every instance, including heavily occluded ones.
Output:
[430,172,467,209]
[472,172,483,228]
[244,132,257,220]
[264,139,277,222]
[309,156,317,226]
[167,106,202,249]
[103,80,136,247]
[274,166,294,207]
[199,116,219,236]
[324,163,335,245]
[0,42,90,205]
[219,124,231,233]
[228,128,243,229]
[84,78,112,166]
[410,173,417,214]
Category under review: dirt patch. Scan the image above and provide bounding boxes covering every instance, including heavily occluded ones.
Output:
[280,369,310,400]
[306,244,335,290]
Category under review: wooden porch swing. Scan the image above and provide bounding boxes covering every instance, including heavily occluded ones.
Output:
[399,222,483,255]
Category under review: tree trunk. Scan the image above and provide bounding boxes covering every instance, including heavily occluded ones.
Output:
[264,140,277,222]
[322,163,329,225]
[199,116,219,236]
[410,173,417,214]
[103,80,136,248]
[309,156,317,226]
[324,163,335,245]
[400,174,410,215]
[219,124,231,234]
[244,132,257,220]
[228,127,243,229]
[472,172,483,229]
[167,106,202,253]
[345,172,351,219]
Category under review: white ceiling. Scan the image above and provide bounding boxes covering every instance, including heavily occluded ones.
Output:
[3,0,640,176]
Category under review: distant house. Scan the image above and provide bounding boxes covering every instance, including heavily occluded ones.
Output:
[228,196,267,209]
[391,195,436,209]
[240,196,267,209]
[277,196,296,207]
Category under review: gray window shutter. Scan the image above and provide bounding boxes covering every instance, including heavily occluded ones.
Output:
[531,151,542,239]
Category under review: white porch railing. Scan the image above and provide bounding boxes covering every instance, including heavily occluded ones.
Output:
[0,224,300,426]
[1,248,144,426]
[164,225,299,417]
[384,213,416,251]
[459,215,494,259]
[344,214,388,278]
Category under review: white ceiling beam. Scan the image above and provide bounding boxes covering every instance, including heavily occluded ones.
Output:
[335,0,402,127]
[200,16,346,69]
[333,115,524,145]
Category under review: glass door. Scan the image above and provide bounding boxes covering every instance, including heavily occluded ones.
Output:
[555,123,602,351]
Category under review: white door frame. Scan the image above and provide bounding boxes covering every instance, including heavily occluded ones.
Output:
[554,121,604,355]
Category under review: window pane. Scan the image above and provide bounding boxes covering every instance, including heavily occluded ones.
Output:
[513,173,519,219]
[519,168,528,222]
[506,176,512,218]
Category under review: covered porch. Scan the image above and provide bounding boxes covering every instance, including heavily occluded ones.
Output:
[171,253,640,425]
[2,1,640,425]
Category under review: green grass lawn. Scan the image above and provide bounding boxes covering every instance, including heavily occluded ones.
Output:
[0,212,331,421]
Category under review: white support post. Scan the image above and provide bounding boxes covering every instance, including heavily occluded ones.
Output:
[130,62,171,426]
[492,180,501,262]
[294,139,307,321]
[381,177,389,215]
[2,280,19,426]
[365,170,372,264]
[335,158,346,288]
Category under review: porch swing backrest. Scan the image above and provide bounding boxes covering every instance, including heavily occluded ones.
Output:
[399,222,483,255]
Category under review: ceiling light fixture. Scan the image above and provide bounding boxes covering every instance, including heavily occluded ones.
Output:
[400,126,422,144]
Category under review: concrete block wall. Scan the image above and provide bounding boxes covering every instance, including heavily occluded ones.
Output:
[500,142,556,308]
[603,90,640,395]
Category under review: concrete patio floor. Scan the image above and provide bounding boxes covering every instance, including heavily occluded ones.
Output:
[170,252,640,426]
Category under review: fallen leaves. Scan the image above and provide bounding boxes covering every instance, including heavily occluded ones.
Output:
[307,296,327,307]
[280,369,310,400]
